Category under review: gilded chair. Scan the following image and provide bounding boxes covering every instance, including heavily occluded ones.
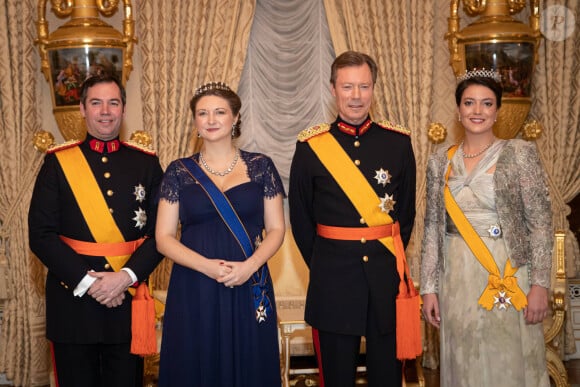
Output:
[270,230,425,387]
[544,231,569,387]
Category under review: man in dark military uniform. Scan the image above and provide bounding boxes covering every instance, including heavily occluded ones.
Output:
[289,51,417,387]
[29,75,164,387]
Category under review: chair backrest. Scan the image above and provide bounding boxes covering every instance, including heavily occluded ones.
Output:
[544,231,568,386]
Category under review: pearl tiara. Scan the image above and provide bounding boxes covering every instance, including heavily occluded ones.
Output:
[194,81,232,97]
[457,68,502,83]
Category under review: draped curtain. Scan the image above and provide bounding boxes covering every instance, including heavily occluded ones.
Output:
[531,0,580,357]
[137,0,256,290]
[532,0,580,280]
[236,0,336,189]
[0,0,51,385]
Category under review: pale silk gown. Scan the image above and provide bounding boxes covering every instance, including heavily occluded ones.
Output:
[439,141,549,387]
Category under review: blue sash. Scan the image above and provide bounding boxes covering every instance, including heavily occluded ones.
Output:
[179,157,272,323]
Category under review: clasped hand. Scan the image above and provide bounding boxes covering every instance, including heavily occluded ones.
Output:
[87,271,132,308]
[210,259,255,288]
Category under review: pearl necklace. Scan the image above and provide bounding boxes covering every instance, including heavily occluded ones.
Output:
[199,149,239,176]
[461,140,495,159]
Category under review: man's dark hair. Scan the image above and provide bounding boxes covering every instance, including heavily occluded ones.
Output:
[330,51,378,86]
[80,75,126,106]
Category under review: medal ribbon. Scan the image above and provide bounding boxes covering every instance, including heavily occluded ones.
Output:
[56,146,158,355]
[178,158,272,323]
[55,146,130,271]
[306,132,421,360]
[444,146,527,311]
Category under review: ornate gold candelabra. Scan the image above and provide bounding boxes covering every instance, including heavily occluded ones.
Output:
[35,0,136,144]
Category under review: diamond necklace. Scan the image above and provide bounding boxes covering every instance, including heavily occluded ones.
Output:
[461,140,495,159]
[199,148,239,176]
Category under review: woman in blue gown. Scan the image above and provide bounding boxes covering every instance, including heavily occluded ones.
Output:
[156,82,286,387]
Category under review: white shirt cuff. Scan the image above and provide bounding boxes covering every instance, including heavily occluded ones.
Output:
[73,274,97,297]
[121,268,138,284]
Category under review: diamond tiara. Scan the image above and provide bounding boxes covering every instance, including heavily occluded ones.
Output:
[194,81,232,97]
[457,68,502,83]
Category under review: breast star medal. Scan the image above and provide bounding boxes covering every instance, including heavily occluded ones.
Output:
[493,291,512,310]
[379,193,396,213]
[133,184,146,203]
[132,207,147,229]
[256,303,267,323]
[374,168,392,187]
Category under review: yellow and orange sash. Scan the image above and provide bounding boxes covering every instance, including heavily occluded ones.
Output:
[444,146,527,311]
[55,146,157,355]
[56,146,132,271]
[307,132,422,360]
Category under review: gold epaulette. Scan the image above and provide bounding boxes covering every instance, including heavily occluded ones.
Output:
[46,139,82,154]
[122,140,157,156]
[376,120,411,136]
[297,123,331,142]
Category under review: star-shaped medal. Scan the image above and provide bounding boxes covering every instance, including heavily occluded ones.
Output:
[133,184,146,203]
[493,291,512,310]
[256,303,267,323]
[374,168,392,187]
[132,207,147,229]
[379,194,396,213]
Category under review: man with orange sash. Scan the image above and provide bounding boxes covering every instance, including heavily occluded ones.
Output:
[29,75,164,387]
[289,51,417,387]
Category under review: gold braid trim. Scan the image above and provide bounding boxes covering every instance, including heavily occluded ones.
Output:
[122,140,157,155]
[377,120,411,136]
[297,123,331,142]
[46,139,82,154]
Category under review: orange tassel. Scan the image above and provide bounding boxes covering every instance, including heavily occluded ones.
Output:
[130,282,157,356]
[396,283,423,360]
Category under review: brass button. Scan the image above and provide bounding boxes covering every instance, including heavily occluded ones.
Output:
[109,208,114,214]
[360,218,366,224]
[360,237,366,244]
[104,263,111,270]
[104,172,111,179]
[106,190,114,197]
[362,256,369,262]
[101,156,108,163]
[354,159,361,166]
[354,140,360,147]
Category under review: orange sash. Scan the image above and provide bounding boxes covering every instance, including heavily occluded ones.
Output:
[55,146,157,355]
[307,132,421,360]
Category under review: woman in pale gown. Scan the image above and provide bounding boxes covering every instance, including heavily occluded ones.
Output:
[420,71,552,387]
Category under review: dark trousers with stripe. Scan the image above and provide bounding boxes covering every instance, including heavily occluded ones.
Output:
[315,306,402,387]
[52,342,143,387]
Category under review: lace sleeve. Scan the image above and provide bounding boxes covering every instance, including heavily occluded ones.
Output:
[243,151,286,199]
[159,160,186,203]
